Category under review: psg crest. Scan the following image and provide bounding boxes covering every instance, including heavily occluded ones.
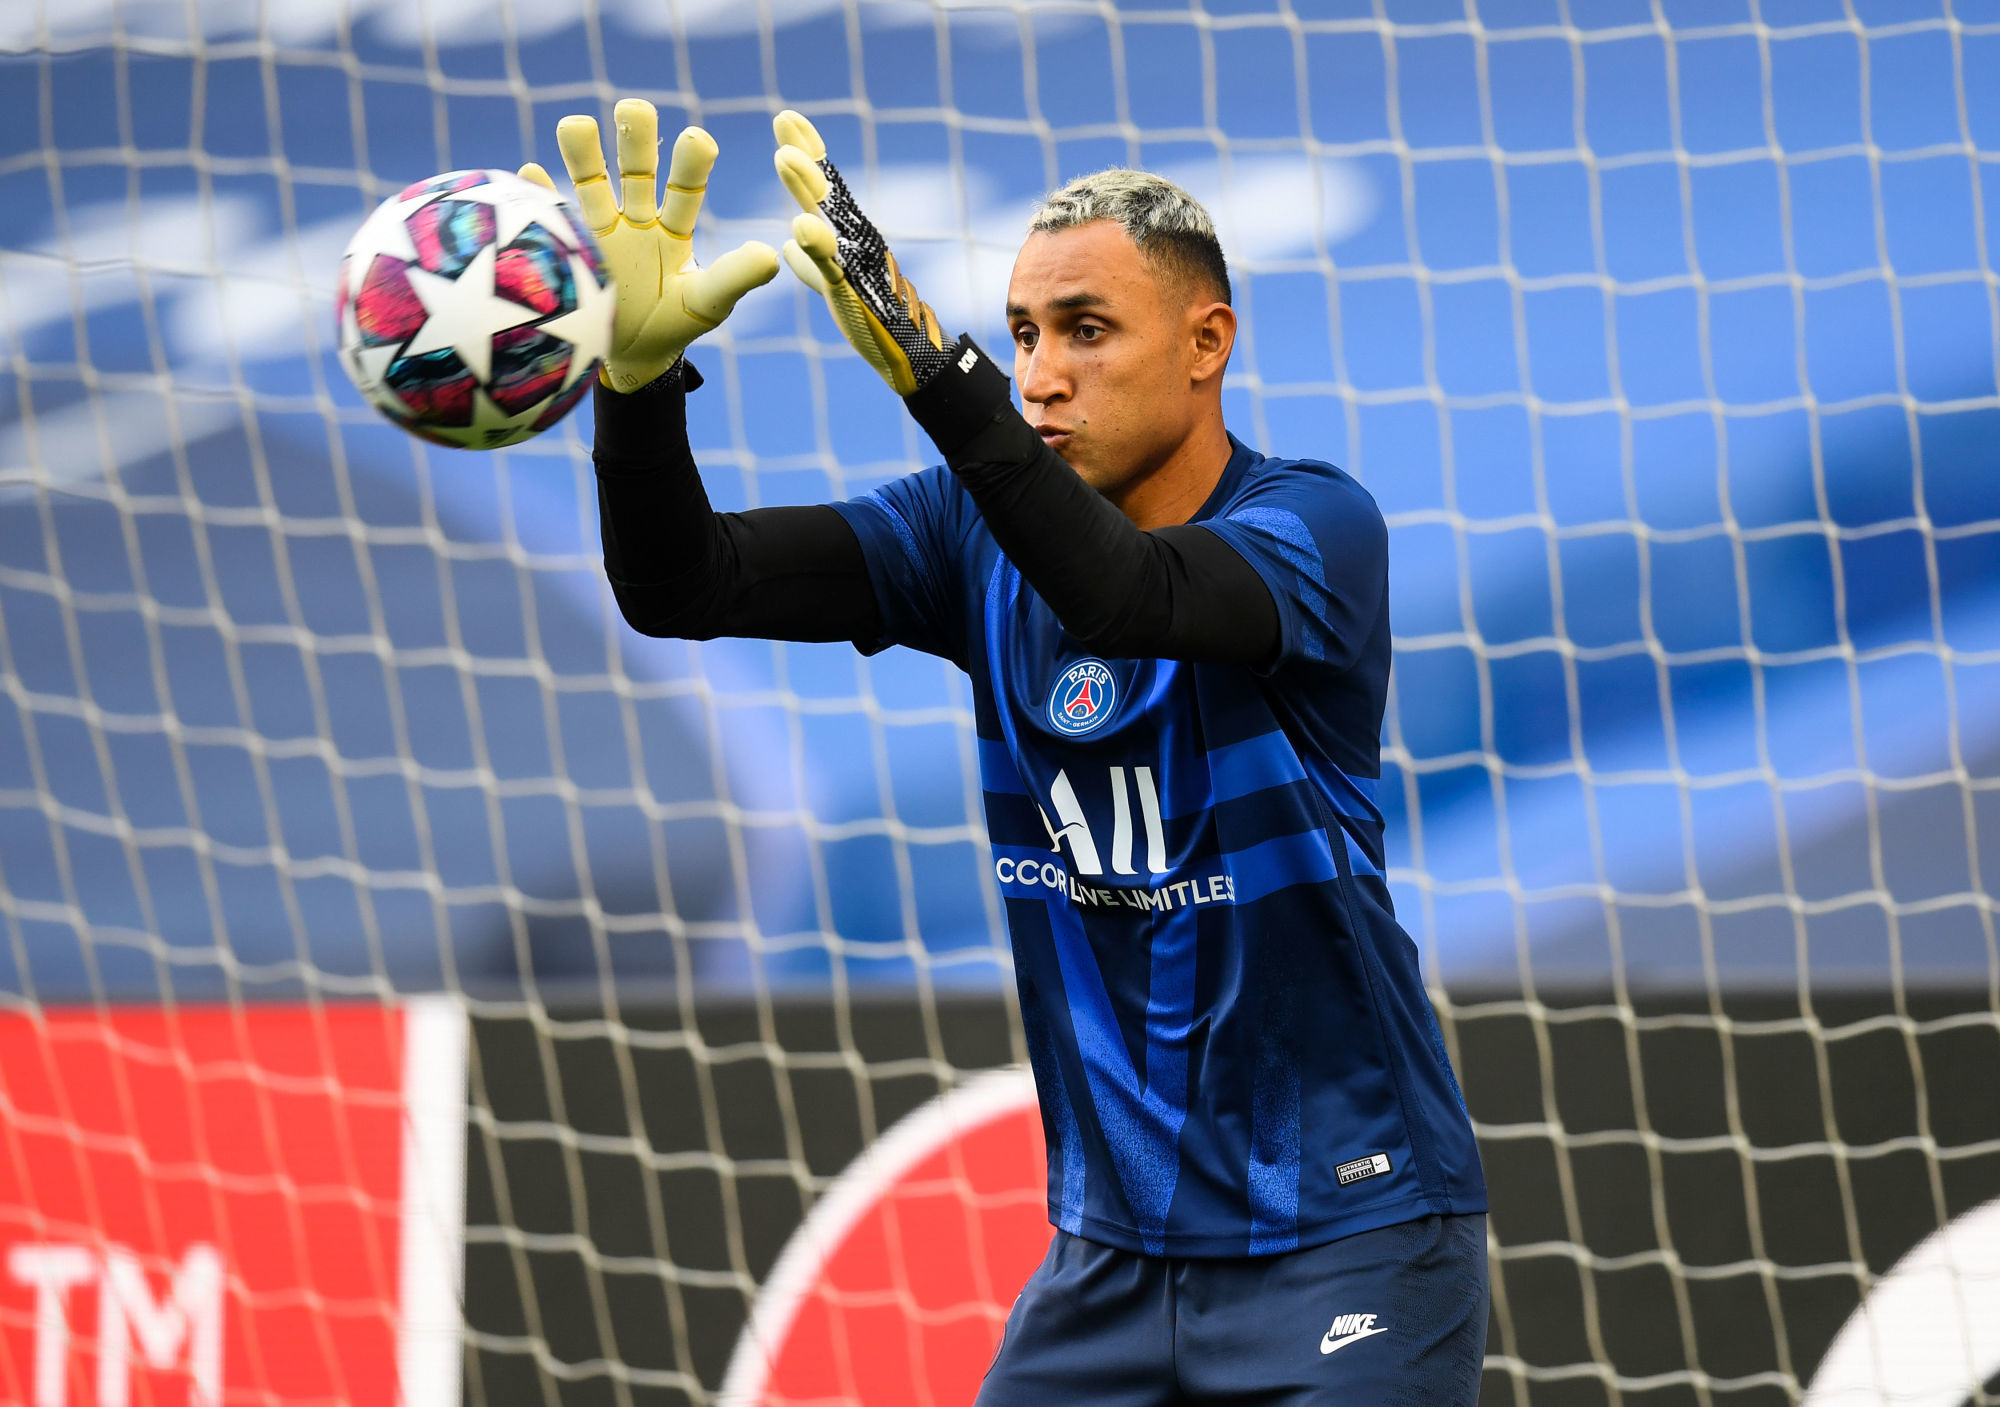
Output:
[1048,658,1118,736]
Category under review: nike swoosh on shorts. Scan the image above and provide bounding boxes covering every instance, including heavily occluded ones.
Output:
[1320,1326,1390,1355]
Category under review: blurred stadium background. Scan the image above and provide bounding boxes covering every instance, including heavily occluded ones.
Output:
[2,2,1998,1405]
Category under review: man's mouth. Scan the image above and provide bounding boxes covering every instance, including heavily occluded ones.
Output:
[1037,425,1072,445]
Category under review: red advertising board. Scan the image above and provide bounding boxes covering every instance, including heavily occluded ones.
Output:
[0,999,465,1407]
[721,1068,1054,1407]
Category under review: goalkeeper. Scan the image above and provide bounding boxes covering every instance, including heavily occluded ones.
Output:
[529,101,1489,1405]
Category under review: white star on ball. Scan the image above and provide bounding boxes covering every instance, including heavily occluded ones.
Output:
[401,242,539,385]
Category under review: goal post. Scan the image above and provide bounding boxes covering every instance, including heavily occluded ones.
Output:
[2,4,1998,1405]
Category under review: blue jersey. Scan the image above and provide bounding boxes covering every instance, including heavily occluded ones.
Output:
[832,435,1486,1257]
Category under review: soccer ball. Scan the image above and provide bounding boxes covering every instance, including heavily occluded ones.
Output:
[335,169,614,449]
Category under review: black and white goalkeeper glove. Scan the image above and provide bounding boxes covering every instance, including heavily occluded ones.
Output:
[772,110,1014,456]
[772,109,958,395]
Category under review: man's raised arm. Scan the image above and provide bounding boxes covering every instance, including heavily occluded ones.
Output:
[526,100,882,646]
[592,363,878,643]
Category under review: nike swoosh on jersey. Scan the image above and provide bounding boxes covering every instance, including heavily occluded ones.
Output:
[1320,1325,1390,1355]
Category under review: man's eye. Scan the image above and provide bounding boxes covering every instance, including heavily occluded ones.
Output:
[1015,327,1037,348]
[1076,325,1103,341]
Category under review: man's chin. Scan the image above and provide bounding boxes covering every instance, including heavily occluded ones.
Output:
[1044,439,1135,499]
[1052,441,1099,478]
[1064,449,1115,488]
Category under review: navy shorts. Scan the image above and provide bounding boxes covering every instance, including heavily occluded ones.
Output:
[976,1213,1489,1407]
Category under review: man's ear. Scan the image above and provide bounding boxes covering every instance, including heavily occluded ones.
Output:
[1190,301,1236,384]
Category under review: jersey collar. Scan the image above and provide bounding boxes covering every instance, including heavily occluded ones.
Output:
[1186,432,1263,525]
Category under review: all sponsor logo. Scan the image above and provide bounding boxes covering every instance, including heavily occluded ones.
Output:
[1048,659,1117,736]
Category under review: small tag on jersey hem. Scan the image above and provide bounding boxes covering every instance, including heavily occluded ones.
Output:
[1335,1152,1393,1186]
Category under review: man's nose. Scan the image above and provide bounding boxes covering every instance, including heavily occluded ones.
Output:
[1018,342,1070,404]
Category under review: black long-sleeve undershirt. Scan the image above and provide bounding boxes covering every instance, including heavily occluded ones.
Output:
[592,361,1282,668]
[925,390,1277,663]
[593,365,877,643]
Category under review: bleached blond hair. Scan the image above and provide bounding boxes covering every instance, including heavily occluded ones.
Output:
[1029,168,1232,305]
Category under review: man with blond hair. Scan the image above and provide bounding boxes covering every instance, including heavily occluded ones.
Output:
[524,99,1488,1405]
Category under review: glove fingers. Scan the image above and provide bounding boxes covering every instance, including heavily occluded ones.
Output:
[614,97,660,225]
[786,212,907,388]
[681,241,781,325]
[772,118,932,396]
[772,109,827,162]
[775,145,830,215]
[556,115,618,232]
[517,162,558,193]
[661,125,718,238]
[789,213,845,285]
[781,240,830,296]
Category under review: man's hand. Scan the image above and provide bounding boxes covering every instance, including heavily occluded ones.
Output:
[772,109,952,396]
[520,98,778,393]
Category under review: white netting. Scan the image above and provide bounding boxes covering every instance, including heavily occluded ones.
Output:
[1,3,1998,1405]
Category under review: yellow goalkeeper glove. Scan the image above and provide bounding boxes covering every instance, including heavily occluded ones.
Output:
[771,109,952,397]
[520,98,779,393]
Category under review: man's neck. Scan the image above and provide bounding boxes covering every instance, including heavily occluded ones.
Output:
[1110,415,1235,531]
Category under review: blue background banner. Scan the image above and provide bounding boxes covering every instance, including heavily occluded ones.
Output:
[2,2,1996,996]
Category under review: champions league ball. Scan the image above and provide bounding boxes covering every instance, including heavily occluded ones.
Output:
[335,169,614,449]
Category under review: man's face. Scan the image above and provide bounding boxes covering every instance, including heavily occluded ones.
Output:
[1005,221,1224,501]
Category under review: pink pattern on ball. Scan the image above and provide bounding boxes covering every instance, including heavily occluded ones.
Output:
[493,227,572,316]
[531,369,597,431]
[353,256,427,347]
[394,170,489,204]
[489,327,572,414]
[406,199,495,278]
[387,351,477,427]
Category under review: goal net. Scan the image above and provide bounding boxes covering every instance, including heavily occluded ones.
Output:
[2,2,1997,1405]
